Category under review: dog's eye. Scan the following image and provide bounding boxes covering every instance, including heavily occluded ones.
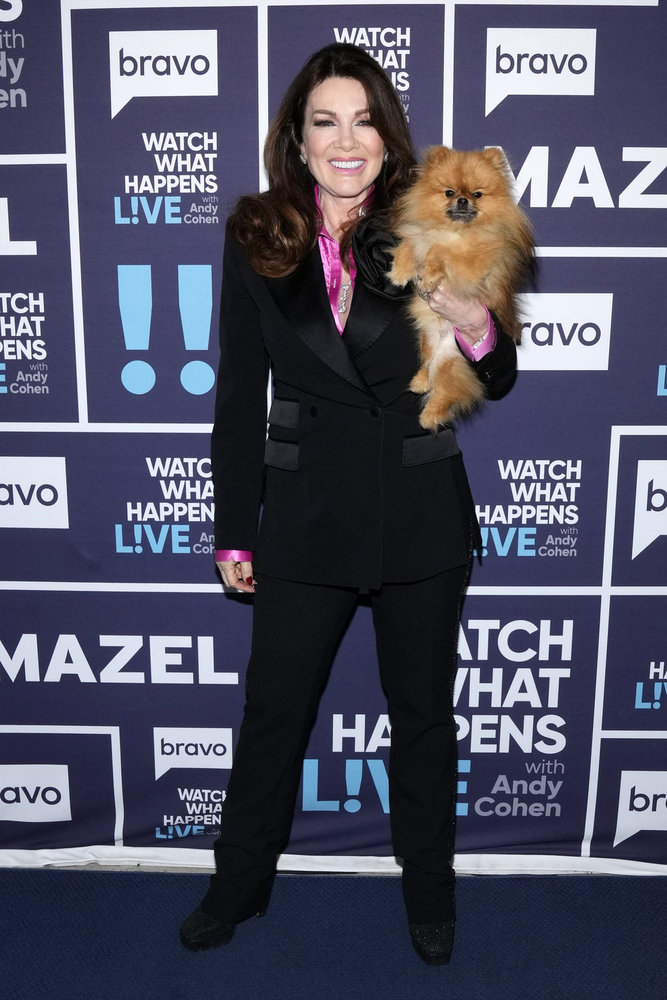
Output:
[444,189,455,197]
[472,191,483,199]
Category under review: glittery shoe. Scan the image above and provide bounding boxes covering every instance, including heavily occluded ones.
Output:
[179,907,236,951]
[408,920,455,965]
[179,901,268,952]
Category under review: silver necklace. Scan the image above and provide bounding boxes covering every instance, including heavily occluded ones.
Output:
[338,280,351,314]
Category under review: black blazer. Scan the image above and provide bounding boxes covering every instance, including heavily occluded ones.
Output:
[210,222,516,590]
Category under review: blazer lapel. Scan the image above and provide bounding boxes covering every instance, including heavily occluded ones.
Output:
[266,249,368,393]
[342,278,399,361]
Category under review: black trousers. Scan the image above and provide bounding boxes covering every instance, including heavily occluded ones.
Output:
[203,563,469,924]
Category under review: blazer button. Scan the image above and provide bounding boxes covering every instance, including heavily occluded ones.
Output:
[370,405,382,417]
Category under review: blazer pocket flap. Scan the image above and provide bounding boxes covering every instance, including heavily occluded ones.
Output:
[403,427,460,466]
[265,438,299,471]
[268,397,299,429]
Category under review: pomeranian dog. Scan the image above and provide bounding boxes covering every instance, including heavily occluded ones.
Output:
[389,145,534,429]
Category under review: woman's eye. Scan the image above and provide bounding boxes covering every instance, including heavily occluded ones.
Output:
[356,119,374,127]
[313,119,335,127]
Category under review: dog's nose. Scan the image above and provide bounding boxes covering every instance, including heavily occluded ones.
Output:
[457,197,468,207]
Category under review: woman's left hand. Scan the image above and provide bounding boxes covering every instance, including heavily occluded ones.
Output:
[423,281,488,347]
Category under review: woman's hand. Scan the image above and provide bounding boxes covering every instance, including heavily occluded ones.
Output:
[423,281,489,347]
[216,558,256,593]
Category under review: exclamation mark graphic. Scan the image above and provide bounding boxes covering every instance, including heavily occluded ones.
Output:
[474,527,489,559]
[344,759,363,813]
[456,759,471,816]
[178,264,215,395]
[118,264,155,394]
[654,682,662,709]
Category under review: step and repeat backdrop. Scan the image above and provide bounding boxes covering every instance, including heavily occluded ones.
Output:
[1,0,666,874]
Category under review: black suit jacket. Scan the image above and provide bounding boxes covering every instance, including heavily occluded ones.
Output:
[210,223,516,590]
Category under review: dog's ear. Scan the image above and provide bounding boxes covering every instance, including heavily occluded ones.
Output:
[421,145,439,166]
[421,145,451,167]
[481,146,509,174]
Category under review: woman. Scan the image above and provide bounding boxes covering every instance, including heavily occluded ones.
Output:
[180,43,516,965]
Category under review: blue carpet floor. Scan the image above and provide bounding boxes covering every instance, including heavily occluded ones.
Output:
[0,869,663,999]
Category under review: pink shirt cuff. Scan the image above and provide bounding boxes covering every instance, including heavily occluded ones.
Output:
[215,549,254,563]
[454,306,497,361]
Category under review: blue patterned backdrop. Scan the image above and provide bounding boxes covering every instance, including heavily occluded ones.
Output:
[1,0,666,875]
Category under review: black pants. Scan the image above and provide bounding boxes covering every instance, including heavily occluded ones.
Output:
[203,563,469,924]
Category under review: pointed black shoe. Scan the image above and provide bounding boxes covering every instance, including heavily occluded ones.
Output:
[179,902,268,952]
[408,920,455,965]
[179,907,236,952]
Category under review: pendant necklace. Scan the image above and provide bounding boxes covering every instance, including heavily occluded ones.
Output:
[338,280,351,315]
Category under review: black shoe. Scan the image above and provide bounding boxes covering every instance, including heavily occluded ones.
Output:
[179,907,236,952]
[179,902,268,952]
[408,920,455,965]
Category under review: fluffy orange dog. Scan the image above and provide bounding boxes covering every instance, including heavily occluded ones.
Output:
[389,145,535,429]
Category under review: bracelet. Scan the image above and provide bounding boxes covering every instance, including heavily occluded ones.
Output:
[455,305,491,351]
[470,329,489,351]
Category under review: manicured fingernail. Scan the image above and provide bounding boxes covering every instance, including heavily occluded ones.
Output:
[246,577,253,585]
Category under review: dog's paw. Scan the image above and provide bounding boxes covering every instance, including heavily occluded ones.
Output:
[419,409,448,432]
[420,263,446,295]
[388,243,418,287]
[388,263,411,288]
[419,395,455,430]
[409,368,430,394]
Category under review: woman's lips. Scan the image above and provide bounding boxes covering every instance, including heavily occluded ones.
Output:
[328,159,366,172]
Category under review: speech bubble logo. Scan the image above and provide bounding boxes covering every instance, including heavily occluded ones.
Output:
[486,28,596,115]
[632,461,667,559]
[0,764,72,823]
[614,770,667,846]
[109,30,218,119]
[0,456,69,529]
[517,293,612,372]
[154,727,233,779]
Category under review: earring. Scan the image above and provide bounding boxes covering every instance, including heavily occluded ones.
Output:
[299,153,307,165]
[384,150,389,162]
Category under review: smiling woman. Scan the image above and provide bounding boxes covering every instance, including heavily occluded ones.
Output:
[227,44,415,279]
[178,42,519,966]
[299,77,386,236]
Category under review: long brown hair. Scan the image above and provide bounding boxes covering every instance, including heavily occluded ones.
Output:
[229,44,417,277]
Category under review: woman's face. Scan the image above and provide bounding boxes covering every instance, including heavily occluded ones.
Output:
[299,76,385,215]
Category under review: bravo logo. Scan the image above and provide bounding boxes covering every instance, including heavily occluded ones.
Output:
[632,461,667,559]
[154,727,233,779]
[486,28,596,115]
[614,770,667,846]
[517,294,612,372]
[0,456,69,528]
[0,764,72,823]
[109,30,218,119]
